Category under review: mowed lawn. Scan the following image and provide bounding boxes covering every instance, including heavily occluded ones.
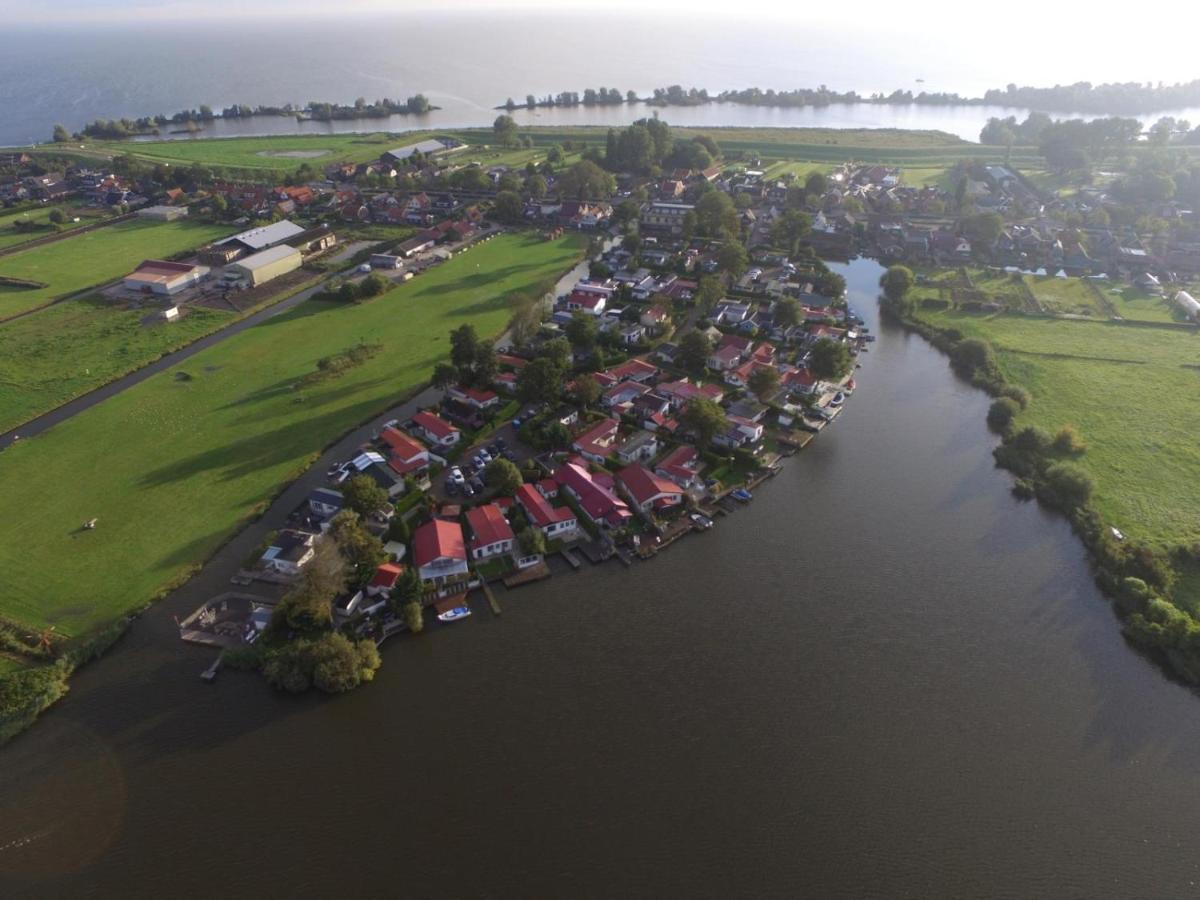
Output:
[0,204,106,251]
[918,309,1200,548]
[0,296,235,432]
[0,232,585,636]
[0,219,232,319]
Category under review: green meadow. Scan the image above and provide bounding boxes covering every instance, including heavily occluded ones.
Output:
[0,232,585,637]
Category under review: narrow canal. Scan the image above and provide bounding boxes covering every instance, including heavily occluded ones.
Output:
[3,259,1200,898]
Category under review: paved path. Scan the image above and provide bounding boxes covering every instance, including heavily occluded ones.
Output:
[0,276,330,448]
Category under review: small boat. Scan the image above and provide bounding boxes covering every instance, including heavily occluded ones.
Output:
[830,392,845,407]
[437,606,471,622]
[731,488,753,503]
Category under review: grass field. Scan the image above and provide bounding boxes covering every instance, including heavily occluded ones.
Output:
[0,296,235,432]
[914,308,1200,551]
[0,219,232,319]
[0,232,586,637]
[1025,275,1108,316]
[1105,285,1183,323]
[0,204,106,252]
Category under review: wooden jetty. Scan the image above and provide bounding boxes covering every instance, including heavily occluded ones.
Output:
[560,548,582,569]
[479,582,502,616]
[504,561,551,588]
[200,657,222,683]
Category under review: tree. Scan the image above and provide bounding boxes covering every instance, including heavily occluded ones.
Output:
[538,337,572,369]
[556,160,616,200]
[493,114,519,147]
[716,240,749,278]
[389,566,422,612]
[880,264,915,312]
[565,310,598,352]
[771,209,811,250]
[492,190,523,223]
[747,366,781,402]
[328,510,386,586]
[403,599,425,634]
[681,397,728,447]
[47,209,67,225]
[486,458,523,495]
[450,324,480,374]
[311,633,381,693]
[695,276,723,313]
[516,357,565,405]
[52,123,71,143]
[1053,425,1087,455]
[572,374,602,408]
[342,475,389,518]
[1043,462,1094,509]
[804,171,828,196]
[432,362,459,390]
[472,343,498,387]
[809,338,852,380]
[526,174,547,198]
[678,329,712,372]
[518,526,547,557]
[775,297,801,328]
[358,273,389,299]
[962,212,1004,247]
[987,398,1020,432]
[269,540,343,634]
[695,190,739,238]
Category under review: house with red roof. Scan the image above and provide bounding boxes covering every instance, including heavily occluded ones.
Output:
[715,415,765,450]
[565,290,607,315]
[605,357,659,383]
[603,380,651,411]
[707,343,743,371]
[380,426,431,477]
[411,410,460,448]
[516,483,577,538]
[412,519,468,587]
[465,503,515,560]
[447,384,500,411]
[725,359,776,389]
[657,379,725,410]
[571,417,620,464]
[655,445,704,490]
[616,464,684,514]
[553,458,632,530]
[366,561,405,598]
[783,367,820,396]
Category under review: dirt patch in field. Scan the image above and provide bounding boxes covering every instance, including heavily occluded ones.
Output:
[254,150,329,159]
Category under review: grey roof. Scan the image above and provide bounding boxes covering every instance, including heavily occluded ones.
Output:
[385,138,460,161]
[230,244,301,272]
[217,219,306,251]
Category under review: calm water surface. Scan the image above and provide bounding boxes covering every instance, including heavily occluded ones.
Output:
[3,258,1200,897]
[4,15,1198,146]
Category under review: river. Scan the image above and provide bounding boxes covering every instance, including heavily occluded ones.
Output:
[4,14,1200,147]
[3,257,1200,897]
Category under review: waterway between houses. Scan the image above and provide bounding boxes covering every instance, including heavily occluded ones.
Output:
[4,258,1200,897]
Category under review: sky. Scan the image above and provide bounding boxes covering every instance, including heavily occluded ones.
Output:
[2,0,1198,85]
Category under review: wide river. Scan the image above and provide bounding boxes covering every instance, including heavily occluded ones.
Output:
[3,257,1200,897]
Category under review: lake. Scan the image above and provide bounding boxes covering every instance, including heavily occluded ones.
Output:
[4,257,1200,897]
[4,14,1199,147]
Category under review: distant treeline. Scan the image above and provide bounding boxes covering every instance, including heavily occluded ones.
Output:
[498,79,1200,116]
[54,95,436,142]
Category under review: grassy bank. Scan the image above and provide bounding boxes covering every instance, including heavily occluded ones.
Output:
[0,204,107,252]
[0,218,232,319]
[0,232,585,637]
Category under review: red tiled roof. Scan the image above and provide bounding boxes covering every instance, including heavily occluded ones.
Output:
[617,464,683,507]
[466,503,514,551]
[413,519,466,566]
[572,417,620,459]
[369,562,404,589]
[606,358,658,381]
[412,410,458,440]
[381,426,426,460]
[516,483,575,529]
[554,459,631,527]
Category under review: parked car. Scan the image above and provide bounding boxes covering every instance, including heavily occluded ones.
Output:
[478,449,493,464]
[444,480,459,497]
[461,483,475,498]
[448,466,466,484]
[472,454,485,468]
[469,477,484,492]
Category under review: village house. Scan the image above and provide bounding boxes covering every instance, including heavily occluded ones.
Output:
[307,488,344,519]
[571,417,621,463]
[380,426,431,478]
[640,201,695,236]
[603,380,652,412]
[446,384,500,411]
[412,518,469,588]
[515,483,578,539]
[259,529,315,577]
[605,357,659,383]
[657,379,725,410]
[654,445,704,491]
[465,503,515,560]
[616,464,684,515]
[366,562,404,599]
[411,411,460,448]
[615,430,659,464]
[554,458,633,530]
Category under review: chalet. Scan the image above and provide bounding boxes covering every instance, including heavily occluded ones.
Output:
[655,445,704,490]
[465,503,515,560]
[604,380,652,411]
[640,202,695,236]
[605,358,658,384]
[707,344,743,371]
[553,458,633,530]
[380,426,431,477]
[447,385,500,411]
[307,488,344,519]
[412,519,469,587]
[366,562,404,598]
[515,483,577,538]
[411,411,460,448]
[657,379,725,410]
[259,529,315,576]
[616,430,658,464]
[619,324,646,345]
[616,464,684,514]
[640,307,671,333]
[572,417,620,463]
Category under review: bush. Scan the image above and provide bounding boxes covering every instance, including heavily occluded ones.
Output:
[1053,425,1087,455]
[262,633,380,694]
[1000,384,1032,409]
[1012,425,1053,454]
[986,398,1020,432]
[1041,461,1094,510]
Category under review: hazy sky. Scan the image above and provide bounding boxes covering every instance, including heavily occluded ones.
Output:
[3,0,1197,83]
